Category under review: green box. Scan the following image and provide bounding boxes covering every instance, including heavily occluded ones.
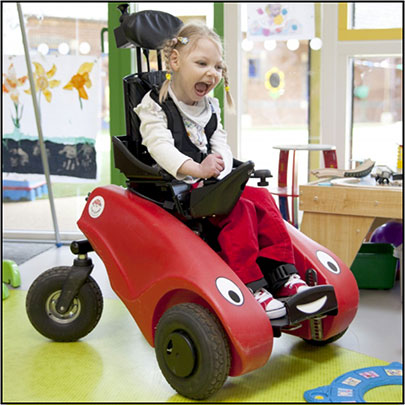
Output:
[350,243,397,289]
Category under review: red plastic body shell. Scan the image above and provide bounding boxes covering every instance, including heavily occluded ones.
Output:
[78,185,359,376]
[78,185,273,377]
[285,221,359,340]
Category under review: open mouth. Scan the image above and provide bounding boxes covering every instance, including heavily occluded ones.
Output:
[194,82,210,97]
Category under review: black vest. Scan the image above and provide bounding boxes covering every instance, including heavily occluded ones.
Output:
[149,90,218,164]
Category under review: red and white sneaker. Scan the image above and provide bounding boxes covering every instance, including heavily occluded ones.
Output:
[277,274,311,298]
[253,288,286,319]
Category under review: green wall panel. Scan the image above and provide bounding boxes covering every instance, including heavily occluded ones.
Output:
[108,2,132,186]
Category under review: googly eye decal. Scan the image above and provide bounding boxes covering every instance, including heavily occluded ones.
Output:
[316,251,341,274]
[216,277,244,306]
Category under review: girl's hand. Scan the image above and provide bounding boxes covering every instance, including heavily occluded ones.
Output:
[200,153,224,178]
[177,153,224,179]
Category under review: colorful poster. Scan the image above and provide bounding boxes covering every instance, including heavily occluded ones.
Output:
[2,54,101,179]
[247,3,315,41]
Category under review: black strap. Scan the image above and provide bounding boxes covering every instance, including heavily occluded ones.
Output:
[266,263,298,292]
[204,107,217,144]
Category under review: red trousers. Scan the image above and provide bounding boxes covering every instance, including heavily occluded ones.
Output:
[210,186,295,284]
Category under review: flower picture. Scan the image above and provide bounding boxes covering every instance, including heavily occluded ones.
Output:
[3,55,100,179]
[63,62,94,109]
[2,63,27,129]
[24,62,61,104]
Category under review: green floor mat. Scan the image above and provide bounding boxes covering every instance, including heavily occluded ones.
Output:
[3,290,402,403]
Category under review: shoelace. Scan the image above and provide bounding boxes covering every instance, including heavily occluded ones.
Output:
[285,274,306,289]
[254,288,273,304]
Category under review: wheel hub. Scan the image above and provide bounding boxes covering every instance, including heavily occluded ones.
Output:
[46,290,81,324]
[164,331,196,377]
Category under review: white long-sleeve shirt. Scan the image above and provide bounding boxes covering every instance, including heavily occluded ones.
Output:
[134,86,233,183]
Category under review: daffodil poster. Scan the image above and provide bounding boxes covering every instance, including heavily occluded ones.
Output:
[247,3,314,41]
[2,54,101,179]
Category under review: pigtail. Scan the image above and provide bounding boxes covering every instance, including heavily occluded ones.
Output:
[159,79,170,104]
[159,38,177,103]
[222,63,235,113]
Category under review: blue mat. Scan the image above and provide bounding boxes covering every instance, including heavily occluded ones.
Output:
[304,362,403,402]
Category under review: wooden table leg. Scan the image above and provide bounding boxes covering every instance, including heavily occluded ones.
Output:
[300,212,375,267]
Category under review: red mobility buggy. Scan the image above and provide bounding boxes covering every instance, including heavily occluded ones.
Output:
[26,6,359,400]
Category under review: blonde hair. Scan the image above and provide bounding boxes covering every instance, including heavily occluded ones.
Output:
[159,21,234,109]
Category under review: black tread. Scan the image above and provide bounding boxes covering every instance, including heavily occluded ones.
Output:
[180,303,230,398]
[26,266,103,341]
[155,303,230,400]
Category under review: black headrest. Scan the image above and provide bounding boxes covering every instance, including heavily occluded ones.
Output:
[114,6,184,50]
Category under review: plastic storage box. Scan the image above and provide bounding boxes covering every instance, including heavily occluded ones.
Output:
[2,179,48,201]
[351,243,397,289]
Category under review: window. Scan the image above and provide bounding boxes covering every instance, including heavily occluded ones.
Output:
[338,3,403,40]
[351,56,403,169]
[320,3,402,172]
[2,3,109,238]
[240,3,318,193]
[352,3,403,30]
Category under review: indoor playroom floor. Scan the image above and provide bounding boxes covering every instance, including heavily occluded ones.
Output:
[2,244,403,403]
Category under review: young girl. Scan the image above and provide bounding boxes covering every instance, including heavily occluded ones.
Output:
[135,22,312,319]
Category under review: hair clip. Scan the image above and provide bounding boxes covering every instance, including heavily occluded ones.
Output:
[166,72,172,81]
[178,36,189,45]
[225,86,230,92]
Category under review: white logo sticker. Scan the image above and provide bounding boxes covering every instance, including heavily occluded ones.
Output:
[89,196,105,218]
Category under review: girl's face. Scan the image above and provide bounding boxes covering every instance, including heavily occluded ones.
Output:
[170,37,223,105]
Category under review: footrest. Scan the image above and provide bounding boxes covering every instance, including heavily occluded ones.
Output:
[281,285,338,325]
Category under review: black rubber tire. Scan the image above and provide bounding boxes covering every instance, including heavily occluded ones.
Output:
[155,303,231,400]
[303,328,348,346]
[26,266,103,342]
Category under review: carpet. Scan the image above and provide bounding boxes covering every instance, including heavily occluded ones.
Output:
[3,290,403,403]
[2,242,55,265]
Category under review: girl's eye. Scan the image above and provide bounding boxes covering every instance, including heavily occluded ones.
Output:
[216,65,223,71]
[197,61,207,66]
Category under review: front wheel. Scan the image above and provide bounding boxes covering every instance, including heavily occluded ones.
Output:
[26,266,103,342]
[155,303,231,400]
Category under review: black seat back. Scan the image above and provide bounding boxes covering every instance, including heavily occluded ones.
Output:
[113,6,184,175]
[123,71,166,165]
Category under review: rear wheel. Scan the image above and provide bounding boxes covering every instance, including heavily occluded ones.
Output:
[155,303,230,400]
[26,266,103,341]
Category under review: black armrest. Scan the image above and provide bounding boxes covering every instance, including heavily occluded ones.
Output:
[113,136,172,180]
[251,169,272,187]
